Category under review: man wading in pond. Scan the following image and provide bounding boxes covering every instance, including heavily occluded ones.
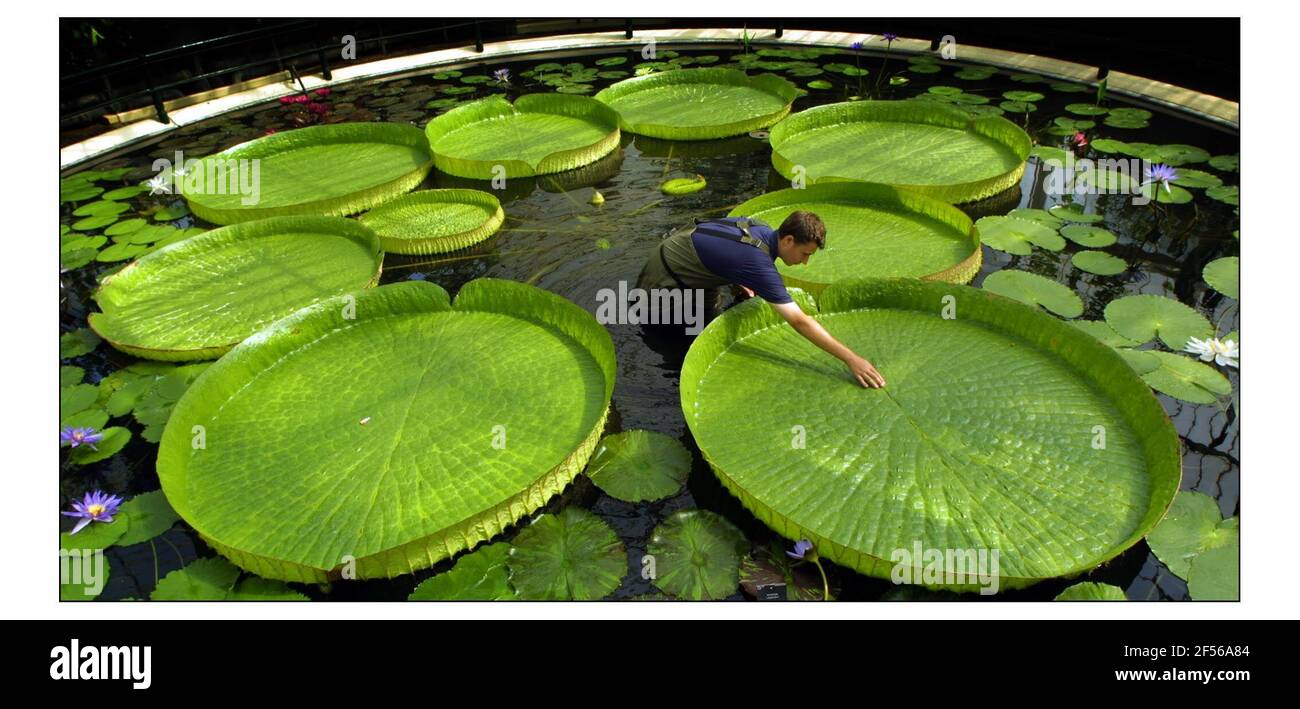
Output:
[635,211,886,389]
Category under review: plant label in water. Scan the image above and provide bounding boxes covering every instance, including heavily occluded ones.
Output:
[755,582,789,601]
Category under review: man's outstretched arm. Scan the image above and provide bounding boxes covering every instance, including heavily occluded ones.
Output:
[769,301,887,388]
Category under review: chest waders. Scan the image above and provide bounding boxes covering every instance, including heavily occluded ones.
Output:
[636,218,774,292]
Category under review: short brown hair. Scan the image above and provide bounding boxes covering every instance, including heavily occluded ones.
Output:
[778,211,826,248]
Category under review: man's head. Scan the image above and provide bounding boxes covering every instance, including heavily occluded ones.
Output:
[775,211,826,266]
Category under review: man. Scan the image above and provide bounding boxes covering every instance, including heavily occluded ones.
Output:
[636,210,886,389]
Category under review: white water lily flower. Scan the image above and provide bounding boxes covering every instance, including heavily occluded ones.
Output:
[1184,336,1238,368]
[147,174,171,195]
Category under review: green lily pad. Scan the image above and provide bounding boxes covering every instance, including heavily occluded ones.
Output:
[998,101,1037,113]
[1104,294,1213,349]
[1054,582,1127,600]
[1060,224,1117,247]
[68,427,131,465]
[60,365,84,387]
[60,384,100,418]
[410,543,516,600]
[1140,351,1232,404]
[1117,348,1160,375]
[1007,208,1062,227]
[807,79,833,90]
[73,200,131,218]
[95,242,148,263]
[61,514,128,551]
[226,577,310,601]
[733,183,982,288]
[359,189,504,255]
[89,216,383,361]
[1065,103,1109,116]
[1168,168,1222,189]
[152,557,242,600]
[1002,90,1045,102]
[115,491,181,546]
[1202,257,1239,299]
[156,280,615,582]
[1071,320,1143,348]
[681,279,1181,589]
[648,509,747,600]
[1139,182,1194,204]
[1208,154,1238,172]
[1048,203,1104,223]
[1147,491,1238,579]
[507,508,626,600]
[1205,184,1239,206]
[72,214,119,232]
[103,185,149,200]
[976,215,1065,255]
[982,269,1083,318]
[585,430,691,503]
[183,123,434,225]
[1186,543,1238,600]
[768,100,1030,204]
[105,218,148,236]
[1072,250,1128,276]
[661,175,707,195]
[152,204,190,221]
[426,94,620,179]
[60,328,101,358]
[595,68,798,140]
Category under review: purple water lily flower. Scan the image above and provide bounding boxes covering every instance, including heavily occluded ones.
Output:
[493,68,511,84]
[61,490,124,535]
[850,41,864,51]
[1143,163,1179,193]
[787,539,815,560]
[882,32,899,42]
[60,426,103,451]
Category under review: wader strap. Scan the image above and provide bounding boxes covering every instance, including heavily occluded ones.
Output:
[692,217,772,256]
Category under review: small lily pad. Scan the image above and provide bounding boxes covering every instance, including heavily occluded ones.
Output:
[585,430,691,503]
[1146,491,1238,579]
[73,200,131,218]
[1139,182,1194,204]
[152,204,191,221]
[1205,184,1239,206]
[152,557,242,600]
[72,214,119,231]
[1117,348,1160,375]
[1167,168,1222,189]
[1186,543,1238,600]
[507,507,626,600]
[1002,90,1044,102]
[981,270,1083,318]
[410,543,516,600]
[1202,257,1239,299]
[115,491,180,546]
[68,427,132,465]
[1048,203,1104,223]
[1140,352,1232,404]
[648,509,747,600]
[1071,320,1143,348]
[1054,582,1127,600]
[807,79,833,90]
[1104,294,1213,349]
[226,577,310,601]
[1065,103,1109,116]
[1072,250,1127,276]
[60,328,101,359]
[60,365,85,387]
[1059,224,1117,248]
[1208,154,1238,172]
[976,215,1065,255]
[998,100,1037,113]
[661,175,707,196]
[105,218,149,236]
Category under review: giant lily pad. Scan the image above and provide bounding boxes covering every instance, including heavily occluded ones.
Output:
[768,101,1031,203]
[89,217,383,361]
[595,68,798,140]
[507,507,627,600]
[680,279,1182,590]
[156,279,616,582]
[425,94,621,179]
[359,189,504,255]
[730,183,982,291]
[182,123,434,224]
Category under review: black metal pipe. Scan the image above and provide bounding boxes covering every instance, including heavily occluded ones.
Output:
[625,20,633,39]
[318,48,333,81]
[775,21,783,38]
[474,20,484,52]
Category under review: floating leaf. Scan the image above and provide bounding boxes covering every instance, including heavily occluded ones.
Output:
[105,218,148,236]
[1002,90,1044,102]
[648,509,746,600]
[95,242,148,263]
[1071,320,1143,348]
[1071,250,1128,276]
[156,280,615,582]
[998,100,1037,113]
[61,406,108,432]
[982,269,1083,317]
[1054,582,1127,600]
[410,543,515,600]
[1208,154,1238,172]
[1147,491,1238,579]
[426,94,619,179]
[1140,351,1232,404]
[73,200,131,218]
[595,68,798,140]
[359,189,503,255]
[661,174,707,195]
[682,279,1180,589]
[586,430,691,502]
[1202,257,1239,299]
[807,79,833,90]
[734,183,982,288]
[71,214,119,231]
[1168,168,1222,189]
[226,577,310,601]
[1104,294,1213,349]
[60,328,101,359]
[103,185,149,201]
[60,365,84,387]
[1138,182,1194,204]
[183,123,434,225]
[768,100,1030,204]
[151,204,190,221]
[152,557,242,600]
[1059,224,1117,247]
[1187,543,1238,600]
[60,384,99,418]
[90,217,383,361]
[1117,348,1159,375]
[507,508,626,600]
[976,215,1065,255]
[1048,203,1104,223]
[1065,103,1109,116]
[115,491,180,546]
[67,427,131,465]
[595,56,628,67]
[1205,184,1239,206]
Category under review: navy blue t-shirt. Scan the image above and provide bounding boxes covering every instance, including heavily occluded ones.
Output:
[691,217,793,305]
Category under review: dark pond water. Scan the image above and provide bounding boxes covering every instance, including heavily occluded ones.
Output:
[59,43,1239,601]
